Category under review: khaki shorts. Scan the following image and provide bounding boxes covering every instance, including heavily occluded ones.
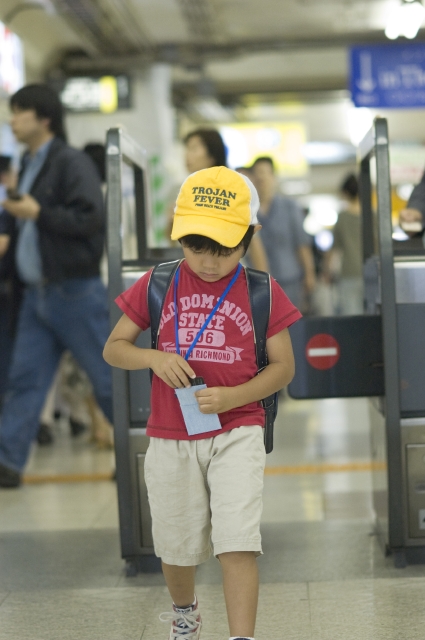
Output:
[144,425,266,566]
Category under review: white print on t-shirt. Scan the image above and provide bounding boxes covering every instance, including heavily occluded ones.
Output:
[162,342,244,364]
[159,293,252,337]
[158,291,252,364]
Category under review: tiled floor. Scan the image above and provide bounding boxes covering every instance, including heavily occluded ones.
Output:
[1,397,425,639]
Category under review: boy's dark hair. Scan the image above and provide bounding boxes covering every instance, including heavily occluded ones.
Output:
[252,156,275,172]
[10,84,67,141]
[340,173,359,200]
[180,226,255,257]
[184,129,227,167]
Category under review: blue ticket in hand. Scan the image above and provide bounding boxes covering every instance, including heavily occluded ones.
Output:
[175,383,222,437]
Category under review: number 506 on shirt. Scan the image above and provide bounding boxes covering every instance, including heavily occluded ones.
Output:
[179,328,225,347]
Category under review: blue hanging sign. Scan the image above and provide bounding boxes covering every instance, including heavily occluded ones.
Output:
[350,43,425,109]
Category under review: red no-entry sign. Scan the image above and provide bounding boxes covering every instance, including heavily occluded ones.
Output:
[305,333,340,370]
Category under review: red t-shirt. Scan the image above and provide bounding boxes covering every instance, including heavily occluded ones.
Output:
[116,260,301,440]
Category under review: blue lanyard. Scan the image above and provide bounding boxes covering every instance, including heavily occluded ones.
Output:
[173,262,242,361]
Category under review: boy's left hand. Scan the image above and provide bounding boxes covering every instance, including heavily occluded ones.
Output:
[195,387,235,414]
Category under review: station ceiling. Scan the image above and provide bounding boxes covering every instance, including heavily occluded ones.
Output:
[2,0,425,100]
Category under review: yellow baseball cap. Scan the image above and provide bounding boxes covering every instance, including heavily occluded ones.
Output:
[171,166,260,248]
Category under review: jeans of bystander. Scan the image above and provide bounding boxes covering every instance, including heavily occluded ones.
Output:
[0,277,112,472]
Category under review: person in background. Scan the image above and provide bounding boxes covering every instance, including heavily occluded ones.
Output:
[61,141,112,448]
[0,156,19,404]
[168,129,268,271]
[37,142,110,447]
[325,174,363,315]
[0,84,112,488]
[252,156,315,308]
[83,142,107,281]
[235,165,268,272]
[184,128,227,174]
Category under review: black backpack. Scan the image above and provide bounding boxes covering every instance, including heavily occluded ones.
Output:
[147,260,278,453]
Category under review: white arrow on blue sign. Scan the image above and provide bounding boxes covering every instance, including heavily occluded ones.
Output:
[351,43,425,109]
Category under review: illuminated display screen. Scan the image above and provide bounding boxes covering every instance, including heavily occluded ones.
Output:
[0,22,24,95]
[220,122,308,176]
[60,75,131,113]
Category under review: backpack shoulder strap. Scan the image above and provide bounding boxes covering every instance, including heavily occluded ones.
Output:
[148,259,181,350]
[244,267,271,370]
[245,267,276,454]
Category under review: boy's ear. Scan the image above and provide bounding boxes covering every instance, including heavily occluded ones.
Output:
[253,224,262,235]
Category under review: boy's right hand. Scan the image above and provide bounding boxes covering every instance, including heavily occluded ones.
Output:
[150,351,196,388]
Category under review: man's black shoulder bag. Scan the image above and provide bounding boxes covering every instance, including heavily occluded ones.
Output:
[147,260,278,453]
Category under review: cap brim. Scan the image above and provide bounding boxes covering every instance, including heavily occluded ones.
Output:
[171,214,248,248]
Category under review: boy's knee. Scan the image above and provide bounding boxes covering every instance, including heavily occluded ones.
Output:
[217,551,256,565]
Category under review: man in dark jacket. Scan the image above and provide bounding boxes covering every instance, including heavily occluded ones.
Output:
[0,84,112,488]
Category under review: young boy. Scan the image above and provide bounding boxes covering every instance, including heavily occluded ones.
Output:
[103,166,301,640]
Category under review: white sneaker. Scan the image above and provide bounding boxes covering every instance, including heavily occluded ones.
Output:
[159,597,202,639]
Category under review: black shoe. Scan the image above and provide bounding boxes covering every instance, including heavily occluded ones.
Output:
[69,418,86,437]
[37,423,54,446]
[0,462,21,488]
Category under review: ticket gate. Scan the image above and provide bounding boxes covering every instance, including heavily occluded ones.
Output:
[107,121,425,569]
[288,118,425,566]
[106,128,181,575]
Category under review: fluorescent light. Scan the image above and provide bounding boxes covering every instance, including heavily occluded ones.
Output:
[385,0,425,40]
